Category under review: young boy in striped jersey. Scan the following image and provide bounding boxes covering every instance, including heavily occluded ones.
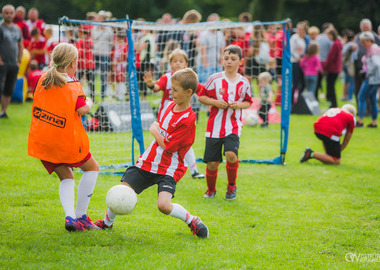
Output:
[198,45,253,200]
[96,68,209,238]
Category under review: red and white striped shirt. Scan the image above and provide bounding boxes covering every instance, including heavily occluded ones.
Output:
[314,108,355,141]
[136,102,196,182]
[156,72,205,121]
[200,72,253,138]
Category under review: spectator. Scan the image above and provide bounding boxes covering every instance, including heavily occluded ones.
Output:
[341,29,356,102]
[322,29,343,108]
[26,8,45,36]
[27,59,43,96]
[156,13,174,58]
[257,72,273,128]
[266,24,277,59]
[0,4,23,118]
[245,23,270,82]
[13,6,30,48]
[197,13,225,84]
[44,27,59,63]
[180,9,202,70]
[315,23,334,100]
[28,28,47,69]
[356,31,380,128]
[76,25,95,101]
[135,27,156,99]
[290,21,307,104]
[112,30,128,100]
[352,19,380,108]
[91,11,114,101]
[300,42,322,95]
[239,11,252,36]
[308,26,320,41]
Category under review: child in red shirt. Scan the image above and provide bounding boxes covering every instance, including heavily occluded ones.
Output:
[27,60,44,95]
[75,26,95,100]
[300,104,356,165]
[28,28,47,69]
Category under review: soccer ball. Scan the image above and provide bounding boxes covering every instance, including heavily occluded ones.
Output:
[244,111,259,126]
[106,185,137,215]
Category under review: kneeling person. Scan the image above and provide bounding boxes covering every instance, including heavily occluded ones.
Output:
[96,68,208,238]
[300,104,356,165]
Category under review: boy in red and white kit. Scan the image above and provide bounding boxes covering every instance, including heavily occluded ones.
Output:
[300,104,356,165]
[198,45,253,200]
[96,68,209,238]
[143,48,205,179]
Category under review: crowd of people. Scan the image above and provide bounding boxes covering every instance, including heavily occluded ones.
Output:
[1,5,380,127]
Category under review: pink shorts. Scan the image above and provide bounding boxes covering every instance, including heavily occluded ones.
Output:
[41,152,92,174]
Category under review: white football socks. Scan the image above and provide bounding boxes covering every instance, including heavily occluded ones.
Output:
[185,147,198,175]
[75,171,99,218]
[59,178,75,218]
[104,208,117,226]
[169,203,194,224]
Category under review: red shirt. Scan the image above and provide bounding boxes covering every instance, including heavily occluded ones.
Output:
[314,108,355,141]
[199,72,253,138]
[27,70,44,93]
[29,36,47,65]
[136,102,196,182]
[76,38,95,70]
[274,30,283,58]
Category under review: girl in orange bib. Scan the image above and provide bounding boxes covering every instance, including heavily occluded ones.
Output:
[28,43,100,232]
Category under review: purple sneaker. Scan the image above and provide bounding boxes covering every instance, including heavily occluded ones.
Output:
[65,216,85,232]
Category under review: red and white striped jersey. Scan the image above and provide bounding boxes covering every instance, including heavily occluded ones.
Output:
[155,72,173,122]
[200,72,253,138]
[314,108,355,141]
[156,72,205,121]
[136,102,196,182]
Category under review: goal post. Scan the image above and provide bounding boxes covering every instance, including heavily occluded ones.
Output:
[57,17,292,172]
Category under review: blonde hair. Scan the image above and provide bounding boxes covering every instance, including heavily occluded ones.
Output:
[258,71,272,83]
[308,26,320,35]
[169,48,188,63]
[342,104,356,116]
[41,43,78,89]
[171,68,198,94]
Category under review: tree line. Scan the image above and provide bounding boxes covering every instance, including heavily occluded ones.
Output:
[7,0,380,32]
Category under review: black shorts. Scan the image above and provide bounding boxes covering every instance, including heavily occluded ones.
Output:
[121,166,177,196]
[315,132,341,159]
[0,65,19,97]
[276,58,282,77]
[203,134,240,163]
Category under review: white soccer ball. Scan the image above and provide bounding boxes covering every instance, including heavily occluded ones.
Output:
[106,185,137,215]
[245,111,259,126]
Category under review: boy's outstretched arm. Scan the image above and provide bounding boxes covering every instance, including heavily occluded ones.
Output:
[149,121,166,149]
[143,72,160,92]
[340,131,353,152]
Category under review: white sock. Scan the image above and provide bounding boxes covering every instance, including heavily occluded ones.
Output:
[185,147,198,175]
[104,208,117,226]
[169,203,194,224]
[59,179,75,218]
[75,171,99,218]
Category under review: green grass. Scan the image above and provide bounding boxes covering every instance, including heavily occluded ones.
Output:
[1,79,380,269]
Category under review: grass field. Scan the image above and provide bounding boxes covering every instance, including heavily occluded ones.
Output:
[1,80,380,269]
